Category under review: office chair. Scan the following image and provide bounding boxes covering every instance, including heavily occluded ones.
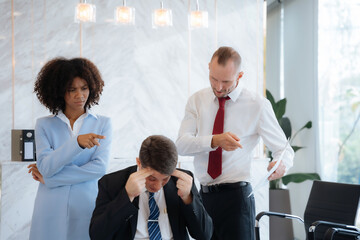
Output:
[323,226,360,240]
[255,180,360,240]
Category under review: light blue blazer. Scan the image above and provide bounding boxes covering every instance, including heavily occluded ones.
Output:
[29,113,112,240]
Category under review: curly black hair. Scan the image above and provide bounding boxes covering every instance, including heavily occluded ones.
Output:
[34,57,104,114]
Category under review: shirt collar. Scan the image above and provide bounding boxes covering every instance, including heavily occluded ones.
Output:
[87,109,97,119]
[55,109,97,122]
[212,81,244,102]
[56,111,69,124]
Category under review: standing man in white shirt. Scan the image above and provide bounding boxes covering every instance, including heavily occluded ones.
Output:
[176,46,294,239]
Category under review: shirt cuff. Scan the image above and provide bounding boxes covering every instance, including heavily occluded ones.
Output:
[200,135,215,152]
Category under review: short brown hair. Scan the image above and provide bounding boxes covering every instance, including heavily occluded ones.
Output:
[211,46,241,70]
[34,57,104,114]
[139,135,178,175]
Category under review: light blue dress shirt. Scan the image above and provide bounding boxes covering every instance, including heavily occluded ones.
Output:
[29,112,112,240]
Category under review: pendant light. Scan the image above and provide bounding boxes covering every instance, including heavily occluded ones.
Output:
[152,1,173,28]
[75,0,96,23]
[189,0,208,29]
[114,0,135,25]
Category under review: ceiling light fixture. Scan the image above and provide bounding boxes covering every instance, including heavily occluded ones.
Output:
[152,1,172,28]
[75,0,96,23]
[114,0,135,25]
[189,0,208,29]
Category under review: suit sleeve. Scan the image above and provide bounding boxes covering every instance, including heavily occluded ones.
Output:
[89,176,138,240]
[43,118,112,188]
[180,171,213,240]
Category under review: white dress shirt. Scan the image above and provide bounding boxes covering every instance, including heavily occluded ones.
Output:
[57,110,91,136]
[134,189,173,240]
[176,83,294,186]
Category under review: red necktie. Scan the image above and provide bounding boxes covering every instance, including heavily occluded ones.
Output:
[208,96,230,179]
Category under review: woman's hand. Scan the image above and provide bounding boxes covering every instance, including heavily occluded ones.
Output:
[28,164,44,184]
[77,133,105,149]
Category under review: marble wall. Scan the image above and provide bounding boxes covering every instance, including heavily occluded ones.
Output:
[0,162,38,240]
[0,0,266,239]
[0,0,264,165]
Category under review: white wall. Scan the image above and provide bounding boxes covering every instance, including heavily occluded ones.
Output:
[0,0,264,168]
[266,0,319,239]
[265,2,281,99]
[284,0,318,238]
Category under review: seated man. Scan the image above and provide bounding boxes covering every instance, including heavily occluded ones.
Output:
[89,135,213,240]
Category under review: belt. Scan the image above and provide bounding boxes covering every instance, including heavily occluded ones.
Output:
[201,181,249,193]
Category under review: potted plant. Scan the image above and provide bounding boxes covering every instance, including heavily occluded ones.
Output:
[265,89,321,240]
[266,89,321,188]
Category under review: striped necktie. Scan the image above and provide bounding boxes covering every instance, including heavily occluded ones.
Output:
[148,192,162,240]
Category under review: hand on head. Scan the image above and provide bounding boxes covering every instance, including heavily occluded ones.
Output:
[28,164,44,184]
[171,170,193,205]
[211,132,243,151]
[77,133,105,149]
[125,168,154,202]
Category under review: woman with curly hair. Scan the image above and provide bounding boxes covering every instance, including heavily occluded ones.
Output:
[27,57,112,240]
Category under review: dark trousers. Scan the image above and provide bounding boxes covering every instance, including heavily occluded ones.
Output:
[200,183,255,240]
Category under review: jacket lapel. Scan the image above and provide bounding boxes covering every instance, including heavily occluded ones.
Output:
[128,166,140,239]
[130,196,140,239]
[164,177,180,239]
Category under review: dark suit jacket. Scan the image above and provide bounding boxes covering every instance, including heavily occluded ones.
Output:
[89,166,213,240]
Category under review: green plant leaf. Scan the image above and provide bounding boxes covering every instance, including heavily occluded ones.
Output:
[279,117,292,139]
[282,173,321,185]
[267,150,273,160]
[269,179,281,189]
[275,98,287,121]
[303,121,312,129]
[291,146,304,152]
[266,89,276,108]
[296,121,313,133]
[291,121,312,142]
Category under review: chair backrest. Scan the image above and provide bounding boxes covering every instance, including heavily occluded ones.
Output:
[304,180,360,240]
